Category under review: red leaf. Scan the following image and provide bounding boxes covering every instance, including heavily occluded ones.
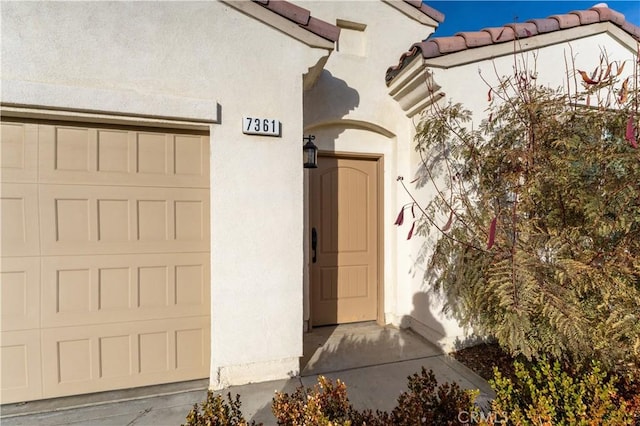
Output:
[487,216,497,249]
[487,88,492,102]
[442,211,454,232]
[524,28,532,37]
[577,70,598,85]
[625,115,638,149]
[410,176,420,184]
[394,207,404,226]
[488,112,493,123]
[411,204,415,219]
[407,221,415,240]
[616,61,626,76]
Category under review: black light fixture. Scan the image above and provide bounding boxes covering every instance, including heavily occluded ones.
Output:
[303,134,318,168]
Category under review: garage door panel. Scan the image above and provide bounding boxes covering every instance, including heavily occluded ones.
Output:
[39,185,210,255]
[0,121,38,183]
[41,317,210,398]
[41,253,210,327]
[1,183,40,257]
[39,124,209,188]
[2,119,210,403]
[1,257,40,331]
[0,329,43,403]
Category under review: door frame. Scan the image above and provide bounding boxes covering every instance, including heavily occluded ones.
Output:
[309,151,385,326]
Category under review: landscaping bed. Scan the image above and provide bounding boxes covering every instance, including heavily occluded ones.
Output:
[450,342,516,382]
[451,342,640,424]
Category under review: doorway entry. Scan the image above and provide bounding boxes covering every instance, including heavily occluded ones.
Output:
[309,154,382,326]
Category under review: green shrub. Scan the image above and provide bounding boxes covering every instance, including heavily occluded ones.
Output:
[489,358,633,425]
[183,390,260,426]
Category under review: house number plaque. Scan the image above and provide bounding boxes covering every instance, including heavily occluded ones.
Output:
[242,116,281,137]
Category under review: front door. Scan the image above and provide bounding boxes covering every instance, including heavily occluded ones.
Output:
[309,155,379,326]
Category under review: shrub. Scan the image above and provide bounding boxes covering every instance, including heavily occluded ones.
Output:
[183,390,260,426]
[488,358,634,425]
[272,376,352,425]
[356,367,480,426]
[618,372,640,425]
[272,369,480,425]
[405,47,640,370]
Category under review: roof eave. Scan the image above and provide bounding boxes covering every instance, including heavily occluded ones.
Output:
[385,21,639,116]
[424,22,638,69]
[222,0,337,50]
[382,0,442,28]
[387,55,444,118]
[386,6,640,85]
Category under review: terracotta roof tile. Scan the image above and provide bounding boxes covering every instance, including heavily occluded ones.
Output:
[305,16,341,42]
[506,22,539,38]
[417,3,445,23]
[254,1,443,46]
[592,6,626,26]
[550,13,581,29]
[432,36,467,53]
[254,0,339,42]
[456,31,493,48]
[527,18,560,34]
[386,5,640,84]
[621,20,640,39]
[384,44,424,80]
[483,26,516,43]
[403,0,445,23]
[414,41,440,58]
[403,0,422,7]
[570,9,600,25]
[264,0,310,25]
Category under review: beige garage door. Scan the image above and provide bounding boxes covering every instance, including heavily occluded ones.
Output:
[0,118,210,403]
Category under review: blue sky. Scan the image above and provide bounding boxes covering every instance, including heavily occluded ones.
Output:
[427,1,640,37]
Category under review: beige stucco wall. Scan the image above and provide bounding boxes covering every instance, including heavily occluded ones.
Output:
[398,26,638,350]
[294,1,439,334]
[2,0,331,389]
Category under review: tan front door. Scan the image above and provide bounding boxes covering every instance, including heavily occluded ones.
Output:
[310,156,379,326]
[1,118,210,403]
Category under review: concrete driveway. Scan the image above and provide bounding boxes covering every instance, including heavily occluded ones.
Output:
[1,323,493,425]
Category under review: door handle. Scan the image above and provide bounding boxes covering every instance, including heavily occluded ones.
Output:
[311,227,317,263]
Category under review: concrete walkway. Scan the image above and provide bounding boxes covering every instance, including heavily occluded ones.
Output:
[1,323,493,425]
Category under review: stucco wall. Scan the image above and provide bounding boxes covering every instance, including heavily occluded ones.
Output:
[2,0,331,389]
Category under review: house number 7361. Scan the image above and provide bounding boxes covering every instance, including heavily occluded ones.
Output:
[242,116,281,137]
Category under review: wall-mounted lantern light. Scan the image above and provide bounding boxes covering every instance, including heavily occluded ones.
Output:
[303,135,318,169]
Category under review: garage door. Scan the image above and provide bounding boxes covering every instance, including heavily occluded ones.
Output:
[1,118,210,403]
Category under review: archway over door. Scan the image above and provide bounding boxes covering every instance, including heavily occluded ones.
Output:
[309,154,383,326]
